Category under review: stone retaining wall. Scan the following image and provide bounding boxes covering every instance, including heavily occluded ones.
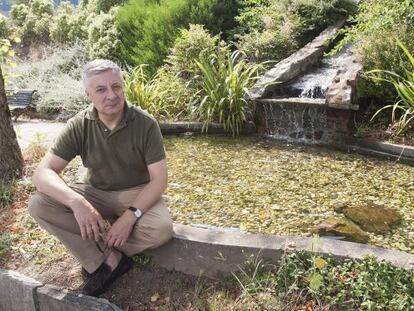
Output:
[0,269,121,311]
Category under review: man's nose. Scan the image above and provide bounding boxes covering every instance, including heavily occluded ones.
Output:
[106,87,117,100]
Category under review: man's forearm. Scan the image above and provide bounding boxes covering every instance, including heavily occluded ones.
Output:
[33,168,84,209]
[130,178,167,214]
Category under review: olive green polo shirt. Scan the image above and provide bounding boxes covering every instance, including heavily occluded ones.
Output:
[50,104,165,191]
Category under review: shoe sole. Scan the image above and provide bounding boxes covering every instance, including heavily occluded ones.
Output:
[90,256,133,296]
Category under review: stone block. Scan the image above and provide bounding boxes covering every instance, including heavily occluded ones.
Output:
[0,268,42,311]
[36,285,121,311]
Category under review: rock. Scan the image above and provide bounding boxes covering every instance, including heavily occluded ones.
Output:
[36,284,122,311]
[0,268,42,311]
[342,203,402,234]
[314,217,369,243]
[249,19,346,99]
[325,54,362,110]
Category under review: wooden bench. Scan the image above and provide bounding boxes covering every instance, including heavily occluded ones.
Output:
[7,89,37,121]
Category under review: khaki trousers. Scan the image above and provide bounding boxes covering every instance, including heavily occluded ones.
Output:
[28,183,173,273]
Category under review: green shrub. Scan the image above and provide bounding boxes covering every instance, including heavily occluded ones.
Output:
[86,8,121,61]
[10,4,29,27]
[192,50,261,135]
[50,2,88,44]
[116,0,239,73]
[337,0,414,99]
[11,0,54,44]
[10,44,89,115]
[235,0,356,63]
[0,14,9,39]
[81,0,127,13]
[166,24,229,79]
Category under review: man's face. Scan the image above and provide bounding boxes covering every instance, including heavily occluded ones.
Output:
[85,70,125,119]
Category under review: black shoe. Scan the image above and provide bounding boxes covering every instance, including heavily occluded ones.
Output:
[81,267,100,280]
[80,254,133,297]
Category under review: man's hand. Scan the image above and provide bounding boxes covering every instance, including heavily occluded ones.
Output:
[104,211,137,248]
[71,198,106,241]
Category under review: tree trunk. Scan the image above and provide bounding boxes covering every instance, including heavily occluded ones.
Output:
[0,65,24,181]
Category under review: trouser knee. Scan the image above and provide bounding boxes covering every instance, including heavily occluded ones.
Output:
[143,218,173,249]
[28,193,46,219]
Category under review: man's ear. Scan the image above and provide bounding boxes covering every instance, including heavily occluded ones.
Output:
[85,89,91,101]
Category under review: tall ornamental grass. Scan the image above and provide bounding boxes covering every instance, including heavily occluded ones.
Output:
[193,51,261,135]
[369,40,414,134]
[124,65,192,121]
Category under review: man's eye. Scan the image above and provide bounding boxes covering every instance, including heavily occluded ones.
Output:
[96,88,105,93]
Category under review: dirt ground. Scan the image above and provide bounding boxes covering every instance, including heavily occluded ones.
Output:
[1,245,236,311]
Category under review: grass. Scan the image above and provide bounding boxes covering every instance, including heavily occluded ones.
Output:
[0,180,15,209]
[230,251,414,310]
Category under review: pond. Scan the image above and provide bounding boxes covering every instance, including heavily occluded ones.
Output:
[164,135,414,254]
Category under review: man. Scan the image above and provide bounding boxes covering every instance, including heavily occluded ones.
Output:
[28,59,173,297]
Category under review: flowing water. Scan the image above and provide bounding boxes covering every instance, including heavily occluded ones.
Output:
[274,46,354,99]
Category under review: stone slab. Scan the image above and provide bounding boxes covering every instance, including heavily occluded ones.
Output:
[0,268,42,311]
[249,20,346,99]
[36,285,121,311]
[145,224,414,278]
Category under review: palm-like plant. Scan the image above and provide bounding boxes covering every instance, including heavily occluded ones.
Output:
[369,40,414,135]
[123,65,170,119]
[193,50,261,135]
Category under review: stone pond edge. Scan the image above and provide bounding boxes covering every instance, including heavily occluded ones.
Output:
[2,223,414,310]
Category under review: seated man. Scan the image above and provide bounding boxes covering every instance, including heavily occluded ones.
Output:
[28,59,173,297]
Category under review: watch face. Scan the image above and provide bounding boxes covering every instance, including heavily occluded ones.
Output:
[134,208,142,218]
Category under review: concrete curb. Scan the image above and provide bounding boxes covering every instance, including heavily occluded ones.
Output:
[144,224,414,278]
[333,138,414,166]
[160,122,256,135]
[0,269,121,311]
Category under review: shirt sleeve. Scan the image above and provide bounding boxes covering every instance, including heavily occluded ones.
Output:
[144,120,166,165]
[49,118,81,162]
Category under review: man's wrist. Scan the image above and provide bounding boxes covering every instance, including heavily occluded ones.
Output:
[67,194,87,211]
[127,206,143,219]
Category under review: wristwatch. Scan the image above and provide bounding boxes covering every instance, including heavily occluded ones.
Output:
[128,206,143,219]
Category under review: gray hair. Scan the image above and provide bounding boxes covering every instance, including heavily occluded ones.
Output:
[82,59,123,88]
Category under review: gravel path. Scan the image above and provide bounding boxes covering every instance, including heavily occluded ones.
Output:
[13,120,66,149]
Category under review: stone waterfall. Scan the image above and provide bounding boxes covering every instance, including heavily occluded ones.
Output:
[249,20,362,143]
